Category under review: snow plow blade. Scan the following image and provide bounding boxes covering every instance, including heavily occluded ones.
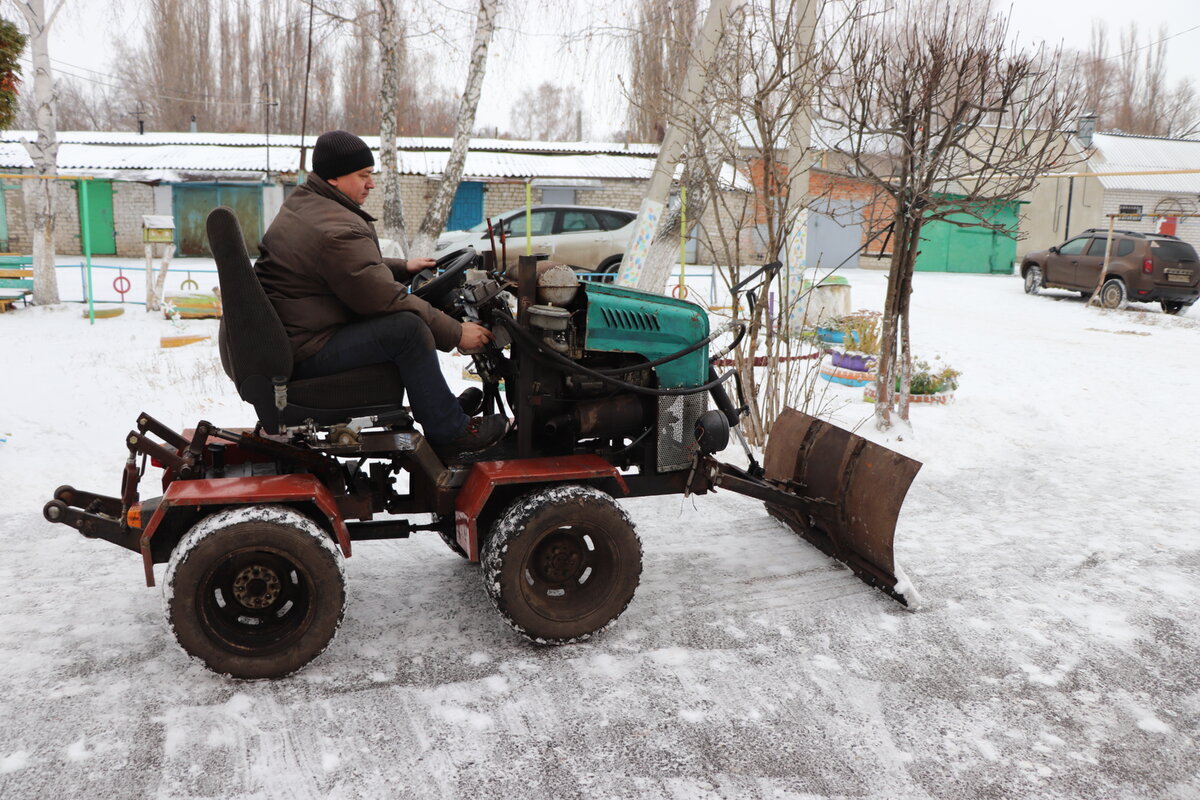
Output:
[761,407,921,604]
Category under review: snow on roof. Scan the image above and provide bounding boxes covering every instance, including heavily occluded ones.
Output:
[1087,132,1200,194]
[0,130,660,156]
[0,131,662,181]
[0,130,751,190]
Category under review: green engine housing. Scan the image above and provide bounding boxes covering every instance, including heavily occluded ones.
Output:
[582,283,710,388]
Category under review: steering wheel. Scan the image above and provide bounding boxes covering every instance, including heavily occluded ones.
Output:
[410,247,478,308]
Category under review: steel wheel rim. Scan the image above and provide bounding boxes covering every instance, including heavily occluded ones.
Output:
[198,547,316,654]
[519,524,619,624]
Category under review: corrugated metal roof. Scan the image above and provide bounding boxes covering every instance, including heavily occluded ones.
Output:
[1089,132,1200,194]
[0,132,750,190]
[0,130,659,156]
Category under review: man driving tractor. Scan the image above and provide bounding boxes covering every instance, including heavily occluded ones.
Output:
[253,129,508,456]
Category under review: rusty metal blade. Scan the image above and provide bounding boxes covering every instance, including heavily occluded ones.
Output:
[762,407,921,604]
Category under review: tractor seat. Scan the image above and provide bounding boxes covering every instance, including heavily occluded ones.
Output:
[207,206,408,432]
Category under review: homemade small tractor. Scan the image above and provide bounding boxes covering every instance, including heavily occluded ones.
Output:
[43,208,921,679]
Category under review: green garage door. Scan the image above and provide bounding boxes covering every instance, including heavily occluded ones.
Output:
[915,198,1022,274]
[76,179,117,255]
[173,183,263,256]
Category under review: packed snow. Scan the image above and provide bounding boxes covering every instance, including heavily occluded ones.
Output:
[1,259,1198,799]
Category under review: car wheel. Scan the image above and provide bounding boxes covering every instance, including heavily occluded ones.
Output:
[1023,265,1042,295]
[1098,278,1127,310]
[1161,300,1190,316]
[596,256,623,283]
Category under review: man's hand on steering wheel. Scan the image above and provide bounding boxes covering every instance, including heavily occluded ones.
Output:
[409,247,478,308]
[405,257,436,274]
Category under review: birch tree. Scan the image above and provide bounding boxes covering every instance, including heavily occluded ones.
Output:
[408,0,498,258]
[377,0,406,248]
[818,0,1079,429]
[14,0,62,305]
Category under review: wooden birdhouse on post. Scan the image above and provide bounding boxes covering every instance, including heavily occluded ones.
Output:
[143,215,176,311]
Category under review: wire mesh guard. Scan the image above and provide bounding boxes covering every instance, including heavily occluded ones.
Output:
[656,393,708,472]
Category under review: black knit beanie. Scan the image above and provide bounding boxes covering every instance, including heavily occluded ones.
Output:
[312,130,374,180]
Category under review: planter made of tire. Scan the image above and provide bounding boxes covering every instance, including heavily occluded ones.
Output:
[863,384,954,405]
[818,360,876,388]
[830,350,877,372]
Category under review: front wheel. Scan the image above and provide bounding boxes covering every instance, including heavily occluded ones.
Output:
[1023,265,1042,295]
[164,505,346,679]
[1098,278,1127,310]
[1161,300,1190,316]
[481,484,642,643]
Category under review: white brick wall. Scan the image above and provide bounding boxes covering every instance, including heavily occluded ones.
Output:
[1099,190,1200,242]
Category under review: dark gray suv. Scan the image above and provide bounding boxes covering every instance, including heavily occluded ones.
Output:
[1021,229,1199,314]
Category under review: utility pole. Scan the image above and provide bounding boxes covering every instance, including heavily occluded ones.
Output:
[615,0,735,292]
[128,101,146,135]
[262,83,277,182]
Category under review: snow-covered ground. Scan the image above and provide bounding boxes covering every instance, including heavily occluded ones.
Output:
[1,264,1198,799]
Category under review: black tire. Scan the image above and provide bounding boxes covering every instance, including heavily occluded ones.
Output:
[1023,265,1042,295]
[1098,277,1127,310]
[164,505,346,679]
[1161,300,1189,316]
[595,256,623,283]
[437,526,469,558]
[481,484,641,644]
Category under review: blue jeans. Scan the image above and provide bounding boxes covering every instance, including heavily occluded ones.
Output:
[293,313,469,443]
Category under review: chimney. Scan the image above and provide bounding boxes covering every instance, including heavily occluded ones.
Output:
[1076,112,1097,149]
[190,115,197,133]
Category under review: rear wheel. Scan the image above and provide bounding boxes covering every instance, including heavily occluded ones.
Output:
[481,484,641,643]
[1023,265,1042,295]
[596,256,623,283]
[1161,300,1190,316]
[164,505,346,679]
[1098,278,1127,310]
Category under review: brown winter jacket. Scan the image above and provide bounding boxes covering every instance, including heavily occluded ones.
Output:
[254,174,462,363]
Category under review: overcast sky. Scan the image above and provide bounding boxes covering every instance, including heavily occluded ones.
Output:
[36,0,1200,139]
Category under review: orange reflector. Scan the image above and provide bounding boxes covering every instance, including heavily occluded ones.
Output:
[126,504,142,529]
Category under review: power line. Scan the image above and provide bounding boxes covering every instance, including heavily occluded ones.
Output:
[1098,22,1200,63]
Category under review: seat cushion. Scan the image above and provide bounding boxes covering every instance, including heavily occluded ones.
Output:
[287,363,405,411]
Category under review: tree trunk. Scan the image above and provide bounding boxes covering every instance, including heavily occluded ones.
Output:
[637,126,724,292]
[874,211,908,429]
[19,0,61,305]
[411,0,498,258]
[152,244,176,312]
[377,0,407,252]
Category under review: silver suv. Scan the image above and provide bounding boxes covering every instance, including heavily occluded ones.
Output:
[434,205,636,275]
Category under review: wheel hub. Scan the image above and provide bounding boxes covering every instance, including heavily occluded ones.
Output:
[232,564,282,609]
[535,534,585,583]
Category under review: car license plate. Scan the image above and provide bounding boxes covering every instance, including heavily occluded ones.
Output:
[1167,272,1190,283]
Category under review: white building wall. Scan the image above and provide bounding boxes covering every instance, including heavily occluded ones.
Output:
[1099,190,1200,242]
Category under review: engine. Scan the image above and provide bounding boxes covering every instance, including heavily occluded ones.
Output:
[461,263,714,473]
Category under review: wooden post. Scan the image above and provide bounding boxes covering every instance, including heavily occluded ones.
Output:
[1088,213,1117,307]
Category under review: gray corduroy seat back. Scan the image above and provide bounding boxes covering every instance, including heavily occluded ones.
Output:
[207,206,406,431]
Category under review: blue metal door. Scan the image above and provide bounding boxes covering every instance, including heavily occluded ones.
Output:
[447,181,484,231]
